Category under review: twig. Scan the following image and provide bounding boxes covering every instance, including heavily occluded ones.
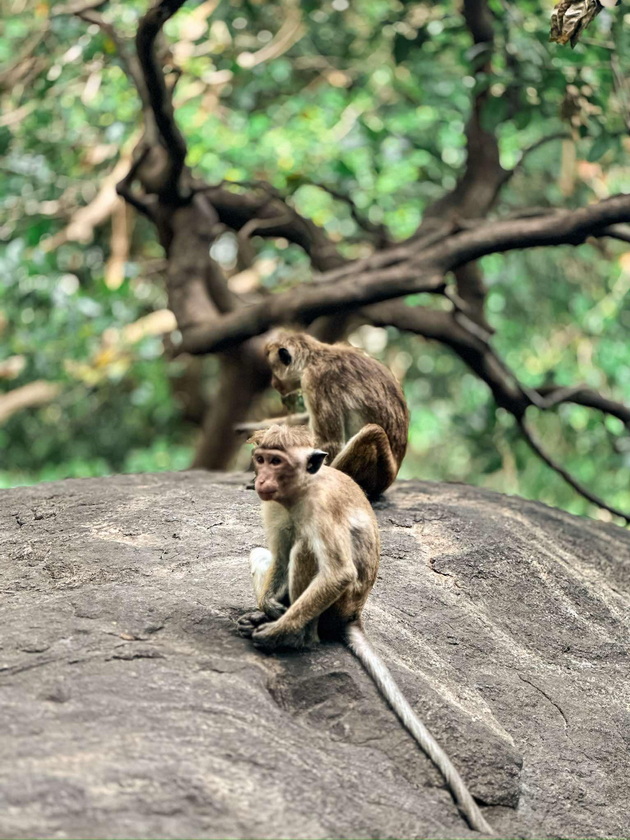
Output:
[512,133,570,171]
[599,224,630,245]
[307,181,390,244]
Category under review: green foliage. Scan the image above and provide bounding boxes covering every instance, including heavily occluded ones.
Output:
[1,0,629,521]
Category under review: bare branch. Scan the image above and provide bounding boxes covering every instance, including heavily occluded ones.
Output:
[432,193,630,270]
[0,382,62,424]
[201,183,347,272]
[517,418,630,524]
[365,298,630,520]
[306,181,390,244]
[43,155,136,251]
[76,9,148,100]
[179,268,445,355]
[135,0,188,196]
[537,385,630,427]
[599,224,630,245]
[512,132,570,171]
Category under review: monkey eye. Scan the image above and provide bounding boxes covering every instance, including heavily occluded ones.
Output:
[255,455,264,464]
[278,347,292,366]
[270,456,282,465]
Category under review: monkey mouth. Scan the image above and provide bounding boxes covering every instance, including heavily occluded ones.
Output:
[257,490,277,502]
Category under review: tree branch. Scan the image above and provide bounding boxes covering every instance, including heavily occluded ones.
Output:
[176,192,630,354]
[537,385,630,427]
[135,0,189,198]
[599,224,630,245]
[512,132,570,172]
[201,183,346,272]
[179,267,445,355]
[75,8,148,103]
[517,418,630,524]
[364,298,630,521]
[432,193,630,271]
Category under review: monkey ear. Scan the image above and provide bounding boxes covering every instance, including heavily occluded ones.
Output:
[278,347,292,366]
[306,449,328,474]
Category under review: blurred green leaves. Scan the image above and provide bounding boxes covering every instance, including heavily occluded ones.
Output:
[1,0,629,520]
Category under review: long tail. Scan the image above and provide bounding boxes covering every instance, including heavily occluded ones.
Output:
[345,623,494,835]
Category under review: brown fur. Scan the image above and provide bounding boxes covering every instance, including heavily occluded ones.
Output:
[246,424,315,450]
[238,430,495,835]
[238,428,379,648]
[264,331,410,498]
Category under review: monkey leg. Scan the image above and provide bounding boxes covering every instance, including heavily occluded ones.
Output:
[252,561,356,651]
[331,423,398,498]
[250,547,273,603]
[238,546,288,637]
[237,548,288,637]
[250,619,311,651]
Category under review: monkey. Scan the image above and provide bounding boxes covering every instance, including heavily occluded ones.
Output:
[256,331,410,500]
[237,425,494,836]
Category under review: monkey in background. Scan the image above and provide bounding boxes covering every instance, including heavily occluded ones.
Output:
[237,424,494,836]
[259,331,410,499]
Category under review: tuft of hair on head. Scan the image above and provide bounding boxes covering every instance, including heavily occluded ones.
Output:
[246,424,315,451]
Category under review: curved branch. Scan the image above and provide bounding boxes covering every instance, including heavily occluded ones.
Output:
[179,268,445,355]
[517,418,630,524]
[201,183,346,272]
[135,0,188,197]
[600,224,630,245]
[537,385,630,427]
[431,193,630,270]
[512,133,569,172]
[365,299,630,521]
[176,193,630,354]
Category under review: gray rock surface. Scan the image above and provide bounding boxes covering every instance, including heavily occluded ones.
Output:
[0,472,629,839]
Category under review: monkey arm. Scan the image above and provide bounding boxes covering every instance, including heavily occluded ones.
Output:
[284,567,357,629]
[252,540,357,650]
[257,555,289,617]
[255,504,295,617]
[237,539,290,638]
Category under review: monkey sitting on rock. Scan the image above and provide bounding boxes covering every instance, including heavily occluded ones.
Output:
[237,424,494,835]
[238,331,410,499]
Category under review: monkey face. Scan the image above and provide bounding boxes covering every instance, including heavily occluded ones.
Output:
[252,447,327,505]
[265,339,303,396]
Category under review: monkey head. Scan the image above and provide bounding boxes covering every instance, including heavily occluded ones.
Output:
[264,331,316,396]
[248,425,327,505]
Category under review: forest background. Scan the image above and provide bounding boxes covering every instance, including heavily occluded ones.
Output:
[1,0,629,524]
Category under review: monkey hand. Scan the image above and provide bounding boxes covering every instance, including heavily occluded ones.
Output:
[260,596,287,620]
[251,621,305,651]
[236,610,271,638]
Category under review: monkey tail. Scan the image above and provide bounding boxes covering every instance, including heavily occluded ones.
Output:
[344,623,494,835]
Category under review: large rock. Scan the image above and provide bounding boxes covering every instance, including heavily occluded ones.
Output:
[0,472,628,839]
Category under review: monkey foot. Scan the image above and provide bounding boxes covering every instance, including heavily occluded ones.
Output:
[251,623,305,651]
[237,610,270,638]
[259,597,287,620]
